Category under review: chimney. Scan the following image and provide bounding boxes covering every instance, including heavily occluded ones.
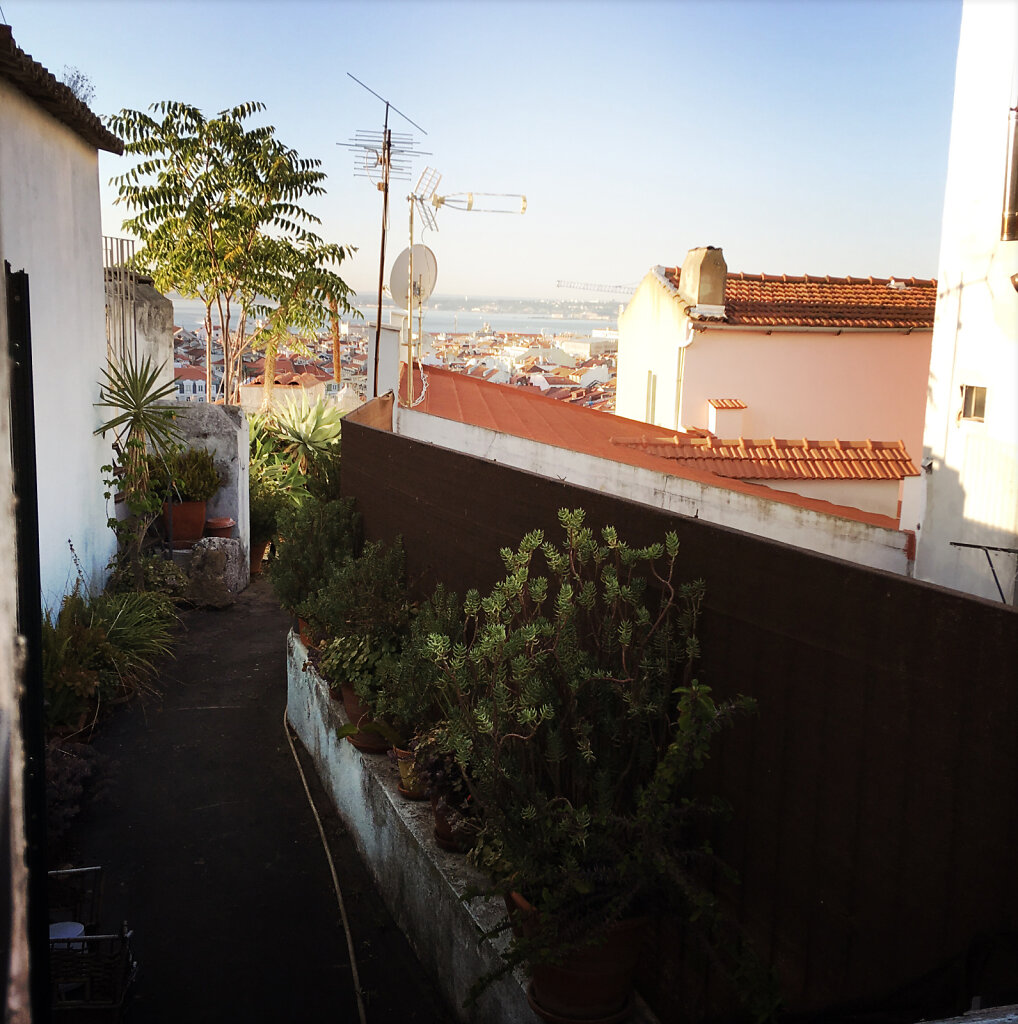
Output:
[678,246,727,312]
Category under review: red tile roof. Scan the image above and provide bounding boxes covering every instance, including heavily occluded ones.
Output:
[708,398,747,410]
[400,364,903,529]
[660,267,936,329]
[174,366,206,381]
[609,434,919,481]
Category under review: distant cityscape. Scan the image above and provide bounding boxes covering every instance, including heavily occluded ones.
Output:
[170,291,621,412]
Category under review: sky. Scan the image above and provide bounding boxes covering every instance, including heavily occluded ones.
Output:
[4,0,964,302]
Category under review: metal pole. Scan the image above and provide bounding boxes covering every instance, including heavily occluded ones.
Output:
[406,201,414,407]
[372,107,390,400]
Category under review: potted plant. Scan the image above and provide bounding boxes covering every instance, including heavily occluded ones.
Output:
[267,494,361,625]
[426,508,768,1021]
[248,475,287,574]
[370,585,464,798]
[94,353,181,589]
[308,538,410,753]
[148,445,223,547]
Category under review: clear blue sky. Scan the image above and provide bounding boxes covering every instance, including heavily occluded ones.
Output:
[5,0,962,300]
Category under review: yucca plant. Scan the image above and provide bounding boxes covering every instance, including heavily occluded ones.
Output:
[95,353,180,505]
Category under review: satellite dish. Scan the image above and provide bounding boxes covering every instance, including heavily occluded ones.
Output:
[389,244,438,308]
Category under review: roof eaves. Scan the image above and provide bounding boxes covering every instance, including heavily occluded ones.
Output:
[0,25,123,154]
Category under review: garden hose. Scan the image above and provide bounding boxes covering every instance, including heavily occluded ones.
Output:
[283,708,368,1024]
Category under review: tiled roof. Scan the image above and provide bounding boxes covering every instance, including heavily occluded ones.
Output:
[174,366,206,381]
[400,364,902,529]
[660,266,936,329]
[609,435,919,481]
[0,26,123,154]
[708,398,747,410]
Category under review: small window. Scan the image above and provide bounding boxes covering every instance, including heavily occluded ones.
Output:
[961,385,987,422]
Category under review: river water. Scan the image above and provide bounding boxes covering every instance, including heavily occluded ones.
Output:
[169,294,614,337]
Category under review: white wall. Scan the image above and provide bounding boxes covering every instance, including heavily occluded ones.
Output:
[915,0,1018,604]
[618,272,931,461]
[0,81,117,609]
[617,274,687,428]
[678,326,931,462]
[394,406,913,576]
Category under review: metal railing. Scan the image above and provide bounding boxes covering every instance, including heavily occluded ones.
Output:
[103,236,136,365]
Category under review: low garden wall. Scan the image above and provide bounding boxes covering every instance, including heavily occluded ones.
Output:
[284,630,660,1024]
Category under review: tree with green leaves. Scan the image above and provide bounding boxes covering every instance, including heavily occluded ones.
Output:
[106,101,356,404]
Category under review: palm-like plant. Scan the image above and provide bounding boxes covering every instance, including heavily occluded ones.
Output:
[94,353,180,505]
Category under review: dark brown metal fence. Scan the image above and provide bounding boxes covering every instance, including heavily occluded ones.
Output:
[341,415,1018,1021]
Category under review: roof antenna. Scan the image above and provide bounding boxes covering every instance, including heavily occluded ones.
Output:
[396,166,526,405]
[340,74,428,398]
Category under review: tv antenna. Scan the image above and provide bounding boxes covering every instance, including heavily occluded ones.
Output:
[397,166,527,405]
[340,73,427,397]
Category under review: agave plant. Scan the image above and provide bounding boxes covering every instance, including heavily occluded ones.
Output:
[268,396,343,478]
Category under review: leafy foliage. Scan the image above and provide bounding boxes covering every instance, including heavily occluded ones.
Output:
[308,537,409,694]
[43,584,177,729]
[425,508,767,1006]
[267,494,361,614]
[95,354,181,588]
[106,100,357,403]
[147,445,223,503]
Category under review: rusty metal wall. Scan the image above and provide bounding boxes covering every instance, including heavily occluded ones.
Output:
[341,416,1018,1021]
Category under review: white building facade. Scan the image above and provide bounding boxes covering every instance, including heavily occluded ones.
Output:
[0,28,122,607]
[914,0,1018,604]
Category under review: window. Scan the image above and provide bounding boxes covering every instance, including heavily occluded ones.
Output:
[961,385,987,422]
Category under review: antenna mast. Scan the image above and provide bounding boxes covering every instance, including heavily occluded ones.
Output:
[342,74,426,398]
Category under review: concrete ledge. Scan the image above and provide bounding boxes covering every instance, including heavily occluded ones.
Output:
[285,631,659,1024]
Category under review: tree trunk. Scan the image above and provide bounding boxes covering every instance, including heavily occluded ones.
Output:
[330,297,341,384]
[261,341,278,412]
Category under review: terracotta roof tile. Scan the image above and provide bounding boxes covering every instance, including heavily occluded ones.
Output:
[661,267,936,330]
[400,364,902,529]
[708,398,748,410]
[610,434,919,481]
[0,26,123,154]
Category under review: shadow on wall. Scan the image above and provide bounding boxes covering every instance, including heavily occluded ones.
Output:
[919,447,1017,604]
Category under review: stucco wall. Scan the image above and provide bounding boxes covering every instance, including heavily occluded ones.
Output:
[617,275,686,427]
[618,275,931,463]
[916,0,1018,604]
[0,80,117,608]
[395,406,912,575]
[678,325,931,463]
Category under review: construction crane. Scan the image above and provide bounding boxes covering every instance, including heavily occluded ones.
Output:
[557,280,636,296]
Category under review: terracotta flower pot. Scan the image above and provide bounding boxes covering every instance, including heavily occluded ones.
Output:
[249,538,270,575]
[205,516,235,538]
[162,500,206,548]
[393,747,426,800]
[339,683,390,754]
[430,794,472,853]
[506,891,648,1024]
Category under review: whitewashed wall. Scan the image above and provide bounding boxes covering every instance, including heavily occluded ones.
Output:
[618,275,932,463]
[395,406,913,576]
[914,0,1018,604]
[0,81,117,609]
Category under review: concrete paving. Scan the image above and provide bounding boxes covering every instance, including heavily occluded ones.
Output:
[54,575,457,1023]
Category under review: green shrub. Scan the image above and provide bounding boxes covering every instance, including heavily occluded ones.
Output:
[147,445,223,503]
[268,494,361,614]
[43,584,178,728]
[425,508,768,1006]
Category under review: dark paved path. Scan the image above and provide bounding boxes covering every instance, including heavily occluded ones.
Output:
[58,575,456,1023]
